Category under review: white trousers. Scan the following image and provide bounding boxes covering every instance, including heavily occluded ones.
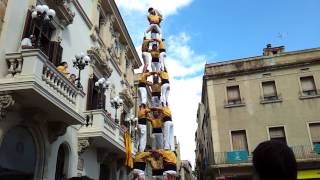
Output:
[161,83,170,106]
[152,133,163,150]
[138,87,147,105]
[163,121,174,151]
[160,52,167,70]
[152,96,161,108]
[132,169,145,179]
[142,52,150,66]
[145,24,161,37]
[138,124,147,152]
[151,62,161,72]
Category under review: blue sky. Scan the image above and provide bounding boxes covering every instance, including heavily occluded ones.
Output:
[116,0,320,167]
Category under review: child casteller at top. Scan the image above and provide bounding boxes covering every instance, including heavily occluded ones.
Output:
[145,7,163,39]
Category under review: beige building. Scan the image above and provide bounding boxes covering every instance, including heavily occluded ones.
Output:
[196,45,320,180]
[0,0,141,179]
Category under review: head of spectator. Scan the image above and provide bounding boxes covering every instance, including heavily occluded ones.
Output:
[69,74,77,84]
[60,61,68,68]
[253,140,297,180]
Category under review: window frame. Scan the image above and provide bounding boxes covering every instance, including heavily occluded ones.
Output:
[267,125,288,144]
[229,129,249,152]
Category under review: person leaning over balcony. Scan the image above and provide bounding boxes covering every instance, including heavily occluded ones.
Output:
[147,111,163,150]
[137,106,151,152]
[68,74,77,84]
[142,37,152,71]
[153,38,166,70]
[147,75,161,108]
[21,35,36,49]
[159,68,170,107]
[150,44,161,72]
[132,151,151,180]
[253,140,297,180]
[57,62,69,77]
[145,7,162,39]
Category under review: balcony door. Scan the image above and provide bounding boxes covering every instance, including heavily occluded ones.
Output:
[0,126,36,180]
[99,163,110,180]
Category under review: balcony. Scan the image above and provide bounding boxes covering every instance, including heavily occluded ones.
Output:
[260,93,283,104]
[213,145,320,168]
[78,109,127,154]
[119,88,134,109]
[1,49,85,125]
[299,89,320,100]
[224,98,245,108]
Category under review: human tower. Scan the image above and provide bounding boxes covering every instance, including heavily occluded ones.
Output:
[131,7,176,180]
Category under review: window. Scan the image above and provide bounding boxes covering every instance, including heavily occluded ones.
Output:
[227,86,241,104]
[231,130,248,151]
[87,75,105,110]
[22,10,63,66]
[309,123,320,145]
[262,81,278,100]
[269,127,286,144]
[300,76,317,96]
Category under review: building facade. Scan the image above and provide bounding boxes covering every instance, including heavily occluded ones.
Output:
[196,45,320,180]
[0,0,141,179]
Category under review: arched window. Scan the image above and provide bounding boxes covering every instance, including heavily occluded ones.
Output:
[0,126,36,180]
[55,144,69,180]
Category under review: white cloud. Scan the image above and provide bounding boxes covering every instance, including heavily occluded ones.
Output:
[115,0,193,16]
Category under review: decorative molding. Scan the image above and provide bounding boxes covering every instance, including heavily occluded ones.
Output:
[78,137,90,154]
[47,122,68,143]
[72,0,93,29]
[0,93,15,121]
[119,88,134,109]
[46,0,75,26]
[87,47,113,77]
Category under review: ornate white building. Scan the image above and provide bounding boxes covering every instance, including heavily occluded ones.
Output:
[0,0,141,179]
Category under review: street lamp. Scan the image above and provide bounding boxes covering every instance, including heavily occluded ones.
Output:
[110,96,123,124]
[95,77,111,109]
[31,5,56,48]
[126,115,138,137]
[72,52,90,89]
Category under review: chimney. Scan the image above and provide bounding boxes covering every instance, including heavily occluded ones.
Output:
[263,44,285,56]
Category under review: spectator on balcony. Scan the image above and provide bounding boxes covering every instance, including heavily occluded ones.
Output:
[253,140,297,180]
[21,35,36,49]
[57,62,69,77]
[68,74,77,84]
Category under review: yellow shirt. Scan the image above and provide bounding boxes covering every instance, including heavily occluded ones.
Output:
[151,83,161,93]
[139,72,151,84]
[158,150,177,164]
[142,39,151,52]
[162,106,172,118]
[155,38,166,50]
[134,152,151,163]
[159,71,169,80]
[57,66,68,76]
[150,50,160,58]
[138,108,151,119]
[148,157,164,170]
[150,118,162,129]
[148,15,161,24]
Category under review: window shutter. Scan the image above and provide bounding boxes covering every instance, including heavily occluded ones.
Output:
[87,78,94,110]
[269,127,285,138]
[301,77,316,91]
[48,41,63,66]
[22,10,32,39]
[310,123,320,143]
[227,86,240,101]
[231,130,248,151]
[262,81,277,97]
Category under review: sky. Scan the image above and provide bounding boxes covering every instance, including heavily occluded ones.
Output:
[115,0,320,167]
